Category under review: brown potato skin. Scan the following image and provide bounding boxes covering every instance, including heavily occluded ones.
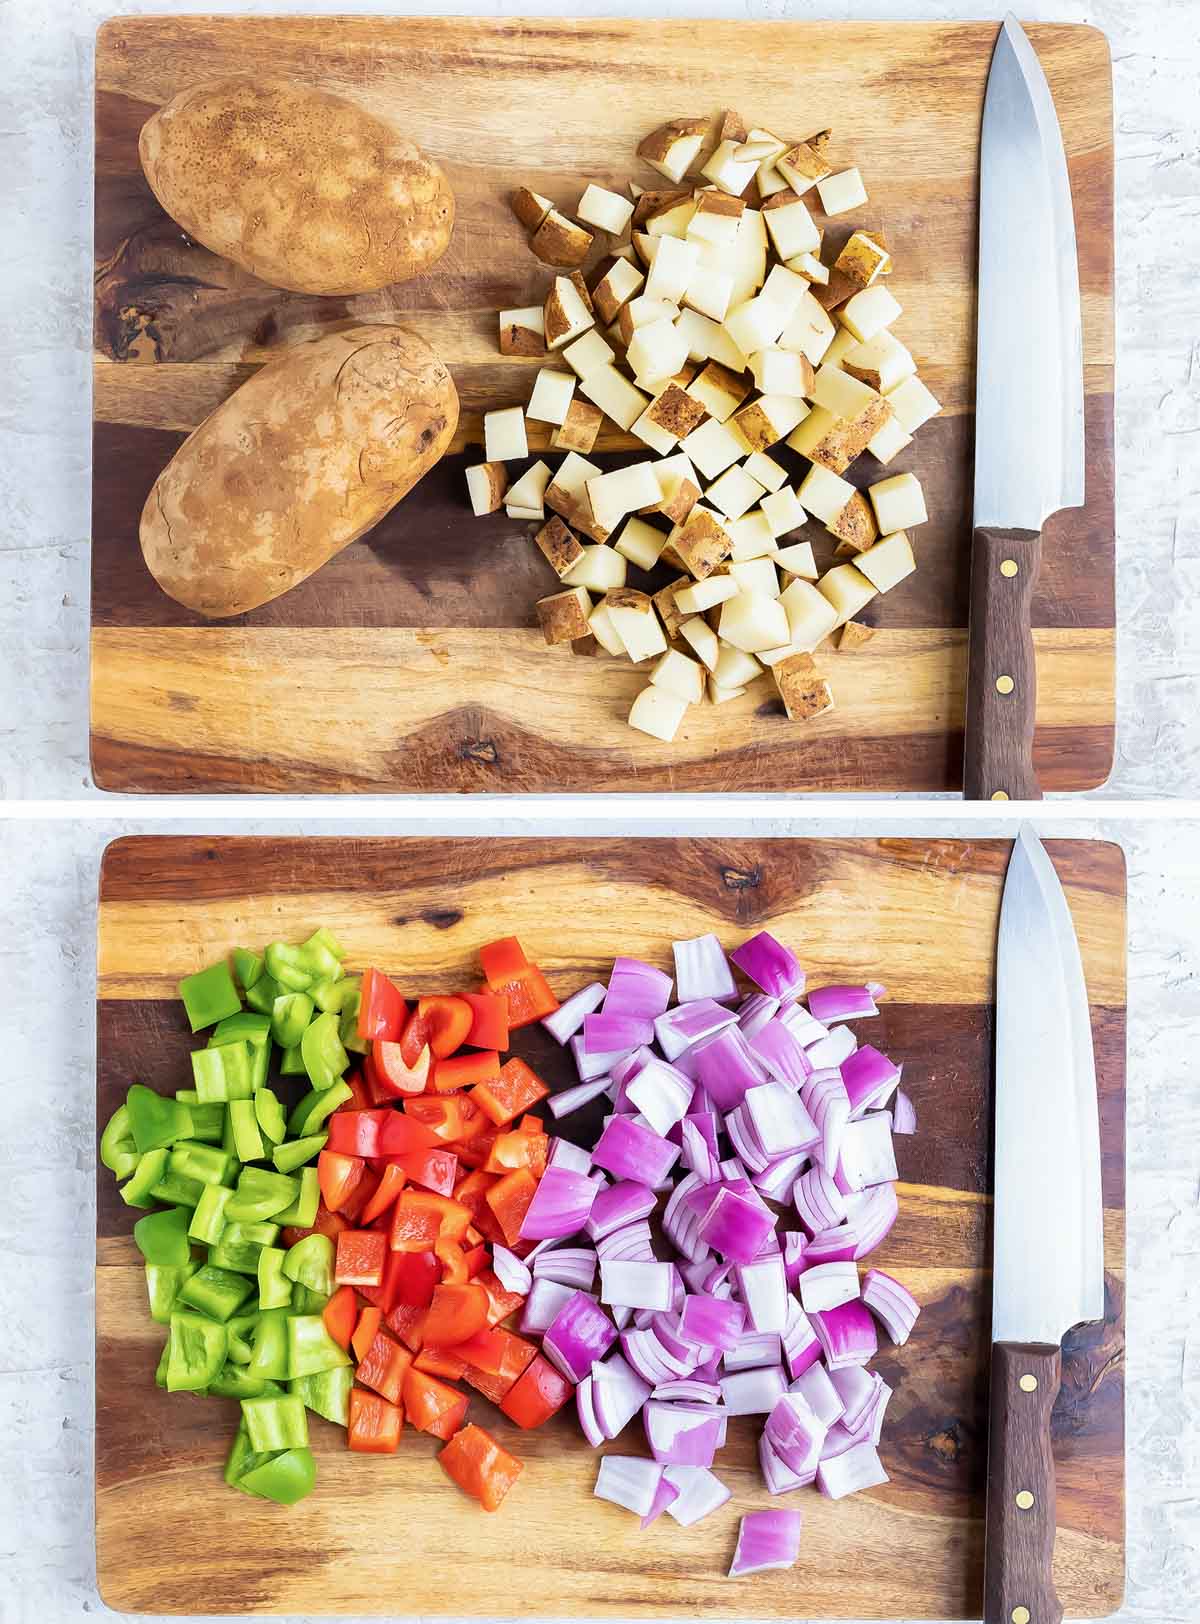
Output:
[139,325,459,618]
[139,77,454,295]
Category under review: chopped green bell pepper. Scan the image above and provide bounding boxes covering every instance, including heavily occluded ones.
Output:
[232,948,264,992]
[339,986,369,1056]
[279,1044,306,1076]
[149,1168,205,1209]
[227,1167,299,1223]
[290,1284,330,1314]
[227,1310,261,1365]
[100,1104,140,1180]
[210,1219,280,1275]
[224,1417,272,1492]
[287,1080,352,1139]
[242,1392,309,1453]
[227,1099,265,1163]
[165,1311,227,1392]
[286,1315,351,1379]
[238,1446,317,1505]
[257,1247,293,1310]
[180,1264,255,1322]
[189,1183,234,1246]
[208,1363,277,1401]
[119,1147,169,1208]
[173,1098,226,1144]
[126,1084,194,1154]
[307,926,345,962]
[300,1012,349,1091]
[272,1134,327,1174]
[154,1339,170,1388]
[211,1011,272,1045]
[254,1087,286,1146]
[245,969,283,1016]
[179,959,243,1033]
[145,1261,199,1324]
[246,1308,290,1382]
[312,974,360,1015]
[282,1233,335,1297]
[275,1166,320,1229]
[271,993,314,1049]
[133,1204,193,1267]
[266,933,343,994]
[290,1364,352,1427]
[191,1041,253,1103]
[169,1140,237,1188]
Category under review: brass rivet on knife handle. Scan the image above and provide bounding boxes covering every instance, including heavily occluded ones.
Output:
[963,527,1044,800]
[984,1342,1064,1624]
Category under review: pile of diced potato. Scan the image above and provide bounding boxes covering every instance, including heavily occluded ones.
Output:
[466,111,941,741]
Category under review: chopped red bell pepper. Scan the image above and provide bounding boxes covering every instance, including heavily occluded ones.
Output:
[323,1284,359,1352]
[452,1168,497,1221]
[348,1387,403,1453]
[434,1238,468,1285]
[371,1039,430,1097]
[378,1111,442,1157]
[484,1167,537,1246]
[438,1423,523,1511]
[338,1165,381,1225]
[453,1129,501,1170]
[318,1150,365,1213]
[389,1248,441,1309]
[403,1367,470,1441]
[463,1243,489,1279]
[472,1058,550,1128]
[423,1282,489,1346]
[478,937,529,982]
[499,1353,575,1428]
[405,1093,487,1144]
[357,1247,406,1315]
[431,1050,501,1092]
[335,1228,388,1288]
[280,1201,347,1249]
[352,1306,383,1363]
[414,1344,468,1381]
[483,1128,548,1177]
[341,1070,373,1111]
[385,1303,427,1353]
[452,1325,536,1380]
[461,991,509,1052]
[358,967,408,1043]
[389,1190,472,1252]
[478,939,559,1031]
[356,1329,413,1407]
[360,1163,408,1225]
[473,1268,527,1328]
[390,1147,458,1198]
[416,995,475,1059]
[326,1108,391,1158]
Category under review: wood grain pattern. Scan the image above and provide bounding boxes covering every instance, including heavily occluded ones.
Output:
[90,17,1115,794]
[964,528,1043,801]
[95,837,1125,1617]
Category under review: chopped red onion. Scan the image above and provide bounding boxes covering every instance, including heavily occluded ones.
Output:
[520,1166,598,1240]
[543,1290,617,1381]
[626,1056,695,1135]
[547,1137,594,1176]
[780,1002,829,1047]
[679,1291,745,1352]
[584,1011,655,1056]
[840,1043,901,1113]
[794,1164,847,1235]
[592,1116,680,1186]
[869,1381,892,1444]
[810,1300,878,1370]
[600,1259,675,1312]
[720,1365,787,1415]
[639,1472,681,1528]
[849,1181,899,1258]
[533,1246,597,1290]
[804,1226,859,1265]
[520,1277,583,1335]
[764,1390,827,1477]
[653,1379,722,1403]
[594,1455,663,1517]
[728,1508,802,1576]
[490,1244,532,1295]
[606,956,674,1019]
[701,1260,735,1298]
[892,1087,916,1135]
[621,1327,678,1386]
[692,1026,767,1112]
[696,1186,776,1263]
[594,1219,655,1263]
[543,981,606,1044]
[737,992,782,1040]
[862,1268,920,1345]
[782,1299,822,1380]
[782,1231,807,1290]
[673,933,737,1003]
[736,1254,789,1334]
[724,1105,771,1174]
[801,1068,851,1175]
[610,1045,654,1091]
[758,1432,813,1494]
[721,1331,782,1372]
[753,1151,810,1204]
[807,984,879,1023]
[788,1361,845,1428]
[590,1352,651,1438]
[838,1114,899,1190]
[730,931,805,1001]
[576,1373,604,1446]
[645,1402,723,1467]
[743,1082,819,1159]
[748,1020,814,1090]
[584,1179,657,1242]
[681,1117,720,1182]
[571,1033,630,1081]
[816,1441,888,1500]
[654,998,738,1061]
[827,1365,880,1433]
[664,1465,731,1527]
[549,1076,614,1119]
[805,1023,858,1069]
[798,1260,860,1314]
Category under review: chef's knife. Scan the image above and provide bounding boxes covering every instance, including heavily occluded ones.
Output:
[964,16,1085,800]
[985,827,1104,1624]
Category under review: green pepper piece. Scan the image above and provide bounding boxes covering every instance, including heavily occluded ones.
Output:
[246,1308,290,1382]
[339,985,370,1056]
[118,1147,169,1208]
[149,1168,205,1209]
[307,926,345,963]
[169,1140,237,1188]
[286,1315,351,1379]
[179,1263,255,1322]
[282,1234,335,1297]
[238,1446,317,1506]
[165,1311,227,1392]
[232,948,265,992]
[191,1041,253,1103]
[257,1247,293,1310]
[189,1184,234,1246]
[242,1392,309,1453]
[311,974,360,1015]
[289,1283,330,1314]
[287,1080,352,1139]
[271,992,314,1048]
[290,1365,352,1427]
[265,943,321,994]
[212,1011,272,1045]
[145,1261,199,1324]
[224,1417,272,1493]
[154,1339,170,1388]
[227,1099,265,1164]
[177,1100,225,1144]
[279,1044,307,1076]
[274,1166,320,1229]
[100,1104,140,1180]
[208,1363,276,1401]
[300,1012,349,1091]
[227,1167,300,1223]
[126,1084,194,1154]
[254,1087,286,1146]
[211,1219,280,1275]
[179,959,243,1033]
[272,1134,327,1174]
[133,1204,193,1267]
[245,970,283,1016]
[227,1310,260,1365]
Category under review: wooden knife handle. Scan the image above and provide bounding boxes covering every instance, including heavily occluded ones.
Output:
[963,526,1043,801]
[984,1342,1063,1624]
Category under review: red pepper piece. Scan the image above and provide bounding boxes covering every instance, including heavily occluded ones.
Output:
[461,991,509,1052]
[335,1228,388,1288]
[338,1165,381,1225]
[357,1247,407,1315]
[414,1344,468,1381]
[463,1243,489,1279]
[391,1249,441,1309]
[356,1329,413,1407]
[280,1201,347,1249]
[474,1268,527,1328]
[342,1070,373,1111]
[499,1353,575,1428]
[417,995,475,1059]
[452,1168,497,1221]
[390,1147,458,1198]
[483,1129,548,1177]
[423,1282,489,1346]
[438,1423,523,1511]
[431,1050,501,1092]
[484,1167,537,1246]
[478,937,529,982]
[389,1190,472,1253]
[405,1093,487,1144]
[385,1302,427,1354]
[358,968,408,1044]
[348,1387,403,1453]
[434,1238,468,1286]
[351,1306,383,1364]
[471,1058,550,1128]
[453,1129,501,1170]
[452,1325,536,1379]
[403,1367,470,1441]
[323,1284,359,1352]
[326,1108,391,1158]
[360,1163,408,1225]
[318,1150,365,1214]
[378,1112,442,1157]
[371,1039,430,1098]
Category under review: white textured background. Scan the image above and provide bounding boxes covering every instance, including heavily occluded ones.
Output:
[0,811,1196,1624]
[1,0,1198,799]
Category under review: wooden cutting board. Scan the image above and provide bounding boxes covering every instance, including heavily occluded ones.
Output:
[95,836,1125,1616]
[90,17,1114,794]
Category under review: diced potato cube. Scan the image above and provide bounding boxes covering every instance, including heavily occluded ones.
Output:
[761,264,812,319]
[646,236,700,305]
[505,459,552,514]
[546,451,602,511]
[533,515,585,576]
[868,471,928,532]
[838,619,876,651]
[506,504,545,520]
[817,562,877,626]
[531,210,594,267]
[484,407,529,463]
[687,361,751,423]
[638,119,709,184]
[640,383,708,448]
[652,576,689,639]
[701,138,761,197]
[545,276,595,350]
[728,509,778,560]
[588,600,626,655]
[842,331,916,394]
[826,491,878,552]
[780,291,837,366]
[742,451,788,493]
[774,652,835,720]
[679,614,720,671]
[527,368,577,425]
[779,577,839,650]
[866,414,913,465]
[815,167,868,216]
[619,295,682,343]
[628,684,690,742]
[812,365,879,419]
[675,574,740,614]
[787,250,830,285]
[687,190,746,250]
[676,307,750,372]
[651,648,706,704]
[776,139,833,196]
[724,295,789,357]
[627,317,690,386]
[579,365,651,431]
[593,258,645,325]
[499,306,546,356]
[607,588,669,663]
[792,399,893,474]
[706,464,767,521]
[681,418,746,480]
[730,394,808,452]
[760,486,808,539]
[552,397,604,454]
[646,452,702,524]
[834,230,892,289]
[763,192,822,260]
[798,463,856,524]
[670,505,735,579]
[854,530,916,592]
[466,462,508,517]
[644,195,699,239]
[718,592,790,653]
[537,586,593,644]
[713,642,763,689]
[562,329,615,379]
[511,187,554,232]
[751,347,814,398]
[839,285,903,343]
[577,183,635,235]
[615,516,669,572]
[885,375,942,433]
[822,325,859,369]
[683,264,735,323]
[562,544,628,592]
[774,540,818,579]
[587,462,663,532]
[730,557,780,598]
[708,679,748,704]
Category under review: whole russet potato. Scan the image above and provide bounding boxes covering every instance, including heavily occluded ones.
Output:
[139,324,459,618]
[139,77,454,295]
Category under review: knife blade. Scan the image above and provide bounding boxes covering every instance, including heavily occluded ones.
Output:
[983,826,1105,1624]
[963,15,1085,802]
